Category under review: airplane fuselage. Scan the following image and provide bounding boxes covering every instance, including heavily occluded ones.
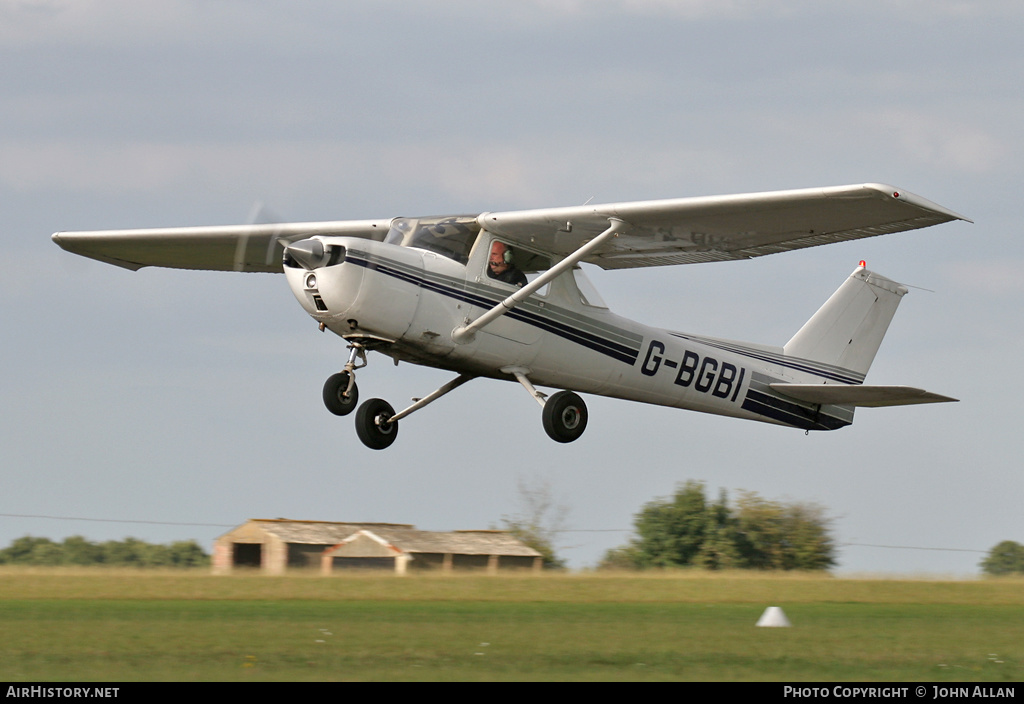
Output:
[284,235,854,432]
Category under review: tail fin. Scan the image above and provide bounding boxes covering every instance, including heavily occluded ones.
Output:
[784,265,907,377]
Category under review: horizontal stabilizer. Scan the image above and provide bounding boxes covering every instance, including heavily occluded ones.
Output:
[769,383,958,407]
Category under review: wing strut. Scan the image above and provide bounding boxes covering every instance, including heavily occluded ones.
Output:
[451,218,626,343]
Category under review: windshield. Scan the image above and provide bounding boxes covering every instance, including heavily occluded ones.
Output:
[384,216,480,264]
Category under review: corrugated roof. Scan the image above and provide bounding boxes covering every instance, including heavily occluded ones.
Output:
[236,519,413,544]
[228,520,540,557]
[347,528,541,557]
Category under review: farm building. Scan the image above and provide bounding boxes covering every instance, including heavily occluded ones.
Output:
[213,519,543,575]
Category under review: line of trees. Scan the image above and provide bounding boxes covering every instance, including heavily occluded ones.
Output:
[0,535,209,568]
[601,480,836,571]
[980,540,1024,576]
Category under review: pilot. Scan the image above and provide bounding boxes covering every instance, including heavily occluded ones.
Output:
[487,241,528,288]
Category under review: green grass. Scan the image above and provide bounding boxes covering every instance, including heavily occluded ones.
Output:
[0,568,1021,681]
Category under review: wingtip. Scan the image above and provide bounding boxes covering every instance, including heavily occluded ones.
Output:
[51,232,71,250]
[865,183,972,224]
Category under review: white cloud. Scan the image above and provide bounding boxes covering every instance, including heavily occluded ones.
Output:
[0,136,751,213]
[865,110,1005,174]
[515,0,1022,21]
[519,0,754,20]
[0,0,310,49]
[0,0,181,47]
[943,260,1024,295]
[6,0,1018,52]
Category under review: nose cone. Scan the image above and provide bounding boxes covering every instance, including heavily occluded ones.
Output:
[285,238,326,269]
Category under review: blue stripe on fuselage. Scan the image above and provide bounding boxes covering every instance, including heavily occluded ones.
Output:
[741,389,851,430]
[346,253,640,365]
[669,332,864,385]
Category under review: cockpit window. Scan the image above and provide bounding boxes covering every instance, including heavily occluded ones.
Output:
[573,265,608,308]
[384,216,480,264]
[486,239,551,290]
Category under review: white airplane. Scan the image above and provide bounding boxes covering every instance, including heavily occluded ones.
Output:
[53,183,967,449]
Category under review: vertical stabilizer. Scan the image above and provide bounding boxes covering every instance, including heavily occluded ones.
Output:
[784,266,908,377]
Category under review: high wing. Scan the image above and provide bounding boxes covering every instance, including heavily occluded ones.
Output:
[51,220,392,272]
[478,183,970,270]
[52,183,968,273]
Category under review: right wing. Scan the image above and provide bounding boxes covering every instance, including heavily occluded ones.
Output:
[479,183,970,270]
[51,219,392,273]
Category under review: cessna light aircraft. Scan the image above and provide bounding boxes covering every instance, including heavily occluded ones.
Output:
[53,183,967,449]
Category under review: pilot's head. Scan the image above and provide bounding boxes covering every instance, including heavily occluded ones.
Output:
[489,241,512,274]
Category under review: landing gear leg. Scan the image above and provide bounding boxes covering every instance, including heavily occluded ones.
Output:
[504,366,588,443]
[354,373,476,450]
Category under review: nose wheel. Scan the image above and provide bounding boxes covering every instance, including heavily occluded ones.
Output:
[322,371,358,416]
[322,343,369,416]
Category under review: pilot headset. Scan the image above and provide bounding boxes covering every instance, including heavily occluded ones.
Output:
[493,241,514,264]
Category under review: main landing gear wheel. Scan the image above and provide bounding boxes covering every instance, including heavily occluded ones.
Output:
[542,390,588,443]
[323,372,359,416]
[355,398,398,450]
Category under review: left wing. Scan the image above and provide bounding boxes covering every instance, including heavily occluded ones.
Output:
[52,220,391,272]
[479,183,970,270]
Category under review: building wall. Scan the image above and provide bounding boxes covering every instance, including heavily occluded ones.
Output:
[264,535,288,575]
[214,521,542,575]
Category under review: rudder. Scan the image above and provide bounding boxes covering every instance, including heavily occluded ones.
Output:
[784,265,908,377]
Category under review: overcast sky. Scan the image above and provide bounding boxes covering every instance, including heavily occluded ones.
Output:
[2,0,1021,573]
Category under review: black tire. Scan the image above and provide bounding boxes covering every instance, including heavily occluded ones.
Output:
[355,398,398,450]
[323,372,358,416]
[542,390,588,443]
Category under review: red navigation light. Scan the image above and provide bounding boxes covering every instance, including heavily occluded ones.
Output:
[859,260,867,268]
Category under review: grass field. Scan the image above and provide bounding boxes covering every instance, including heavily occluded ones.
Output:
[1,568,1021,681]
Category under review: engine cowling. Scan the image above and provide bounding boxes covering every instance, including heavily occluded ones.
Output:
[283,237,421,342]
